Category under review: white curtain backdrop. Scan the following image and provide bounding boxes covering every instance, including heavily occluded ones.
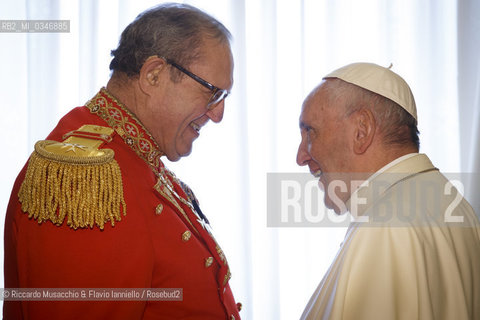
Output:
[0,0,477,319]
[458,0,480,213]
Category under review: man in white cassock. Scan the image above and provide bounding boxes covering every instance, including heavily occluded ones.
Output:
[296,62,480,320]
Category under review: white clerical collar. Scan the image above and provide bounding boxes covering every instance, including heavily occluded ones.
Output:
[349,153,418,200]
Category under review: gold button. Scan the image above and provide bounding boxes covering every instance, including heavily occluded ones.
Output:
[155,204,163,215]
[182,230,192,242]
[205,257,214,268]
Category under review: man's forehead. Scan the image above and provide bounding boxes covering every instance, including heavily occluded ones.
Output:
[299,85,340,128]
[301,86,327,113]
[299,97,319,128]
[195,41,234,89]
[304,80,331,106]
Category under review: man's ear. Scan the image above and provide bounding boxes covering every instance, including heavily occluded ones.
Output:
[138,56,168,95]
[352,108,376,154]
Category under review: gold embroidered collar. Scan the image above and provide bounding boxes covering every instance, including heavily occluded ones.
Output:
[85,87,165,172]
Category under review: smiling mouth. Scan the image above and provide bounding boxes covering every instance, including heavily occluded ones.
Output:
[190,122,201,133]
[312,169,322,178]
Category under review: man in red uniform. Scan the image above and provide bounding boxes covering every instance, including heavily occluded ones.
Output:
[4,3,241,319]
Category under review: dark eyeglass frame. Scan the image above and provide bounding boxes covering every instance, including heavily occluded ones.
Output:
[162,57,229,109]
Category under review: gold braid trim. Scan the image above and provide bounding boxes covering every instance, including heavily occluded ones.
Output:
[18,140,126,230]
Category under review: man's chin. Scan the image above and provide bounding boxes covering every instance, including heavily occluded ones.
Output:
[320,174,352,214]
[166,145,193,162]
[323,184,349,215]
[324,197,347,215]
[165,153,182,162]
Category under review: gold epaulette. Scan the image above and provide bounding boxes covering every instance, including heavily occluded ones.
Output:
[18,125,126,230]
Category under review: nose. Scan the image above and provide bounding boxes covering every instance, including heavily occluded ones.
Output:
[206,101,225,123]
[296,137,311,166]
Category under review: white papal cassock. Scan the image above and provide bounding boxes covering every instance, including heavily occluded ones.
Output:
[301,153,480,320]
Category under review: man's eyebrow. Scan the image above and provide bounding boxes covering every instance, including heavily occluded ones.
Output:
[299,121,309,129]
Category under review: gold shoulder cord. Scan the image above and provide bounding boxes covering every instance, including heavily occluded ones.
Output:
[18,125,126,230]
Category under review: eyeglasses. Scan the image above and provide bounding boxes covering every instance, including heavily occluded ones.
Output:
[162,57,229,109]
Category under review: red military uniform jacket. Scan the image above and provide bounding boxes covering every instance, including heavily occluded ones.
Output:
[4,88,241,319]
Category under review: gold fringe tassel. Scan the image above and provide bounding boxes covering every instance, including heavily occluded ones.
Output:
[18,143,126,230]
